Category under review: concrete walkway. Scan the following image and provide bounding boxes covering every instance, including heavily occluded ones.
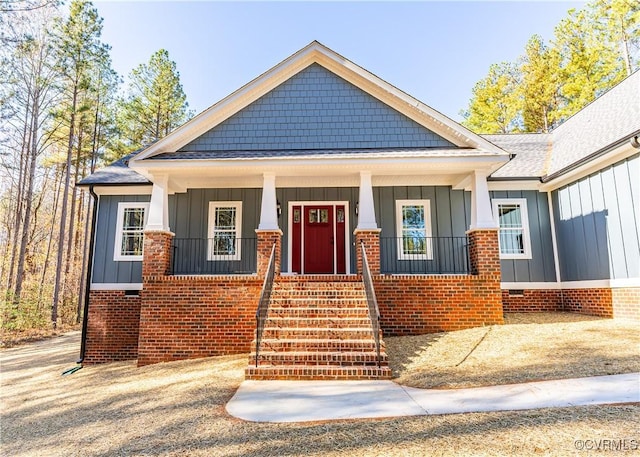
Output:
[226,372,640,423]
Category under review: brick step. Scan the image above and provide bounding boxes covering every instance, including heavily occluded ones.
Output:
[251,350,388,366]
[274,280,363,288]
[267,307,370,318]
[264,317,373,328]
[259,338,381,352]
[271,291,366,299]
[261,327,374,339]
[245,365,392,380]
[268,299,368,310]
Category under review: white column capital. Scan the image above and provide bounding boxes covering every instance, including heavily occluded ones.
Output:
[470,170,499,230]
[357,171,378,230]
[145,174,170,232]
[258,173,280,230]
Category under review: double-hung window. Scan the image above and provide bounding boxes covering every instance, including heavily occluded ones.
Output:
[492,198,532,259]
[395,199,432,260]
[207,202,242,261]
[114,202,149,261]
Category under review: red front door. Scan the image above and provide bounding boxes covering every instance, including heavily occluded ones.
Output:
[304,206,334,274]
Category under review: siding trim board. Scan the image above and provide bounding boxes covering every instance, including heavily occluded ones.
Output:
[90,283,143,291]
[502,278,640,289]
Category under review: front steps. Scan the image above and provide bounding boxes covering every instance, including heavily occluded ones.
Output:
[246,278,392,380]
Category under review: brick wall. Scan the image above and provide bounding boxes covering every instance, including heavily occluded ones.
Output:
[137,275,262,366]
[83,290,141,364]
[561,288,614,317]
[502,289,563,312]
[375,274,504,334]
[612,287,640,320]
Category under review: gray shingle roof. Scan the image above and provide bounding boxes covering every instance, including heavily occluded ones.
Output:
[548,70,640,176]
[76,152,151,187]
[149,147,499,161]
[482,134,551,178]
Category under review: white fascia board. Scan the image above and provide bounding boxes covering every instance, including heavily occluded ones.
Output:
[130,42,509,162]
[92,185,153,196]
[133,154,508,173]
[540,143,638,191]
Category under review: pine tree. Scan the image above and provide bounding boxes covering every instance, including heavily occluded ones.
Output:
[519,36,561,133]
[117,49,190,152]
[50,0,110,327]
[461,62,522,134]
[552,7,627,120]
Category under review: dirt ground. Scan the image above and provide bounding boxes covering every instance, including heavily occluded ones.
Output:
[1,314,638,456]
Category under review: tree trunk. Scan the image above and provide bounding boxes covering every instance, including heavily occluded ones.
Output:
[52,83,78,328]
[13,92,40,305]
[7,93,32,294]
[38,166,63,310]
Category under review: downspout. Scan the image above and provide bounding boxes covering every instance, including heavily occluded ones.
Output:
[78,185,98,364]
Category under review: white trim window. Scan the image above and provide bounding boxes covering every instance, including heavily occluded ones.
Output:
[207,202,242,261]
[395,199,433,260]
[492,198,532,259]
[114,202,149,261]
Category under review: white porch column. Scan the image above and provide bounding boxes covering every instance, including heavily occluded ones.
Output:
[258,173,279,230]
[469,170,498,230]
[357,171,378,230]
[145,174,170,232]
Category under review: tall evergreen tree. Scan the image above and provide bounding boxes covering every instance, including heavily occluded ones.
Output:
[553,7,627,120]
[461,62,522,134]
[519,35,561,133]
[591,0,640,76]
[50,0,109,327]
[117,49,190,152]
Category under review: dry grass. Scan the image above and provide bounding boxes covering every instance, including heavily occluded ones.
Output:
[1,314,639,456]
[0,323,81,349]
[387,313,640,389]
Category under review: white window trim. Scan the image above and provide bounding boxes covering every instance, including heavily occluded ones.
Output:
[207,201,242,261]
[113,202,149,261]
[492,198,532,260]
[395,199,433,260]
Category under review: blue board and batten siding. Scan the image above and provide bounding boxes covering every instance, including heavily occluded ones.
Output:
[552,154,639,281]
[169,189,262,274]
[92,194,150,284]
[490,190,557,283]
[92,187,559,281]
[179,64,455,152]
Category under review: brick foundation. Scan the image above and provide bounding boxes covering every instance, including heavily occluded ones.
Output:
[137,275,263,366]
[501,286,639,320]
[375,274,504,334]
[501,289,563,312]
[611,287,640,320]
[83,290,141,364]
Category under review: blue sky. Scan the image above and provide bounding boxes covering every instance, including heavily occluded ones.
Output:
[94,1,585,122]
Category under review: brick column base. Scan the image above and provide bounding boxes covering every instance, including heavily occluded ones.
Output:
[143,230,174,278]
[467,229,500,278]
[355,229,381,275]
[256,229,282,277]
